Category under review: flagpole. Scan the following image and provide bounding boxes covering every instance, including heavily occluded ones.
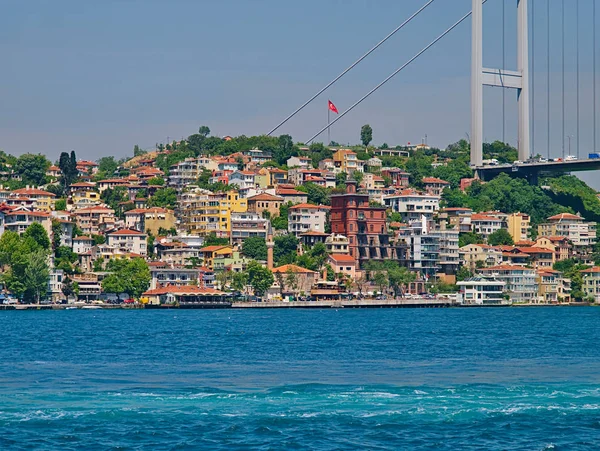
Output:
[327,106,331,145]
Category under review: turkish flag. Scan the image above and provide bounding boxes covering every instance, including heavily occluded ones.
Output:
[328,100,339,114]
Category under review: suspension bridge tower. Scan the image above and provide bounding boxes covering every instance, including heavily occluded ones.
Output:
[471,0,530,166]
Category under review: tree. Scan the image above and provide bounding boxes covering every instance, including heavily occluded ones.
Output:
[198,126,211,138]
[148,188,177,209]
[23,222,50,250]
[62,276,79,301]
[232,271,249,294]
[274,234,299,266]
[102,258,151,299]
[295,183,330,205]
[23,250,50,304]
[204,232,229,247]
[51,219,63,252]
[487,229,515,246]
[55,198,67,211]
[133,145,147,157]
[456,266,474,281]
[459,232,484,248]
[147,177,165,186]
[285,268,299,295]
[97,156,118,178]
[15,153,50,186]
[216,270,231,291]
[246,261,274,297]
[360,124,373,147]
[388,265,417,298]
[242,237,267,261]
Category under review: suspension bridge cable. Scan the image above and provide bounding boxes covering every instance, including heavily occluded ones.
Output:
[532,0,535,154]
[502,0,506,143]
[577,0,580,158]
[304,3,486,144]
[547,0,550,158]
[562,0,566,158]
[265,0,437,136]
[594,0,597,152]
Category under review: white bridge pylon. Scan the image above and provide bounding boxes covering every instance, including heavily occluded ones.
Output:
[471,0,530,166]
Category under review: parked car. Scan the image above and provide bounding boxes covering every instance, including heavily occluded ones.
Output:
[123,298,135,304]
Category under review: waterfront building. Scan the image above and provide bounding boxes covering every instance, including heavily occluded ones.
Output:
[272,264,319,294]
[581,266,600,303]
[477,265,538,303]
[325,234,350,254]
[396,220,440,278]
[150,267,201,290]
[456,276,507,305]
[328,254,357,280]
[430,227,460,281]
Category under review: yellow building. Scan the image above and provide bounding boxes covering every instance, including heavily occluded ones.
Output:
[255,168,270,189]
[11,188,56,212]
[199,245,234,270]
[507,212,531,243]
[179,190,247,237]
[124,207,176,235]
[332,149,360,174]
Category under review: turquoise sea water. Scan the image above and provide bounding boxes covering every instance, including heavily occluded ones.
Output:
[0,308,599,450]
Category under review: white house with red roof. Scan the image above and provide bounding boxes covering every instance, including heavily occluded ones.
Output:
[538,213,596,248]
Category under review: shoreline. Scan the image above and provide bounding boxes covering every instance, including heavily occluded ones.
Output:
[0,299,594,310]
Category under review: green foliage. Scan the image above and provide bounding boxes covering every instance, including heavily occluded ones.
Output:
[55,198,67,211]
[432,159,473,189]
[295,182,330,205]
[96,156,119,179]
[15,153,50,186]
[296,242,328,272]
[272,202,291,230]
[93,257,104,272]
[456,266,474,281]
[23,222,50,250]
[482,140,518,164]
[232,271,249,293]
[360,124,373,147]
[405,151,433,186]
[242,237,267,261]
[553,258,588,301]
[133,145,147,157]
[147,177,165,186]
[51,219,62,251]
[487,229,514,246]
[148,188,177,209]
[362,261,417,297]
[62,276,79,299]
[92,234,106,246]
[459,232,484,248]
[274,234,299,266]
[308,142,333,168]
[102,257,150,299]
[101,186,128,212]
[23,250,50,303]
[246,261,274,296]
[545,175,600,222]
[204,232,229,247]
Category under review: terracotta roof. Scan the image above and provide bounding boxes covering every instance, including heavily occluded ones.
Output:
[289,203,329,210]
[277,188,306,196]
[77,160,98,166]
[124,207,172,215]
[97,179,129,184]
[74,236,94,241]
[581,267,600,273]
[108,229,145,236]
[547,213,584,221]
[422,177,450,184]
[70,182,96,187]
[272,264,317,274]
[299,231,329,236]
[516,247,553,254]
[48,165,60,171]
[11,188,56,197]
[328,254,356,263]
[247,193,284,202]
[5,211,50,217]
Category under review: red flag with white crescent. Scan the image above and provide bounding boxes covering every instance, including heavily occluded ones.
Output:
[328,100,339,114]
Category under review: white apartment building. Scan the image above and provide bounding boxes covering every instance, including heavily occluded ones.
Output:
[457,276,507,305]
[168,158,199,189]
[106,229,148,257]
[230,212,268,245]
[229,171,256,191]
[470,214,505,240]
[383,191,440,222]
[288,204,329,236]
[538,213,596,248]
[478,265,538,303]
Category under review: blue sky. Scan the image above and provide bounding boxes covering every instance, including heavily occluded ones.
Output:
[0,0,598,165]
